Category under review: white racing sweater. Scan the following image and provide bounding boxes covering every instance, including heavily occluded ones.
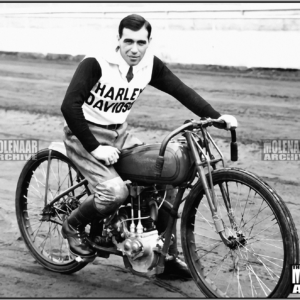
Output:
[82,49,154,125]
[61,48,221,152]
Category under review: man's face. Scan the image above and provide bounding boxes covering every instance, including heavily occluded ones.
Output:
[118,26,151,66]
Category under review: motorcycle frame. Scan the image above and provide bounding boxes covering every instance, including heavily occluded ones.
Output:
[43,120,235,273]
[156,126,233,272]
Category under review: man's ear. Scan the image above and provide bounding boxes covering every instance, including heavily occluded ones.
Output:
[117,34,120,41]
[148,37,152,44]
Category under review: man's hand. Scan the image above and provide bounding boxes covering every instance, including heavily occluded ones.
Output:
[218,115,238,130]
[91,145,120,165]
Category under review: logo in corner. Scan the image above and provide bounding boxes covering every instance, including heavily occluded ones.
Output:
[292,265,300,294]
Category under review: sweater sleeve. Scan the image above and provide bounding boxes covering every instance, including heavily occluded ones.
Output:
[61,57,102,153]
[149,56,221,119]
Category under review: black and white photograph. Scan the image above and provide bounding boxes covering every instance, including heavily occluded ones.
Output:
[0,2,299,298]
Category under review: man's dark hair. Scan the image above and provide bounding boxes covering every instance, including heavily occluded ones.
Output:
[118,14,152,40]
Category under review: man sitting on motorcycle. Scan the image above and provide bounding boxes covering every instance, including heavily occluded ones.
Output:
[61,13,238,279]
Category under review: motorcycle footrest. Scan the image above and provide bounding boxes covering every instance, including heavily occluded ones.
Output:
[70,252,96,263]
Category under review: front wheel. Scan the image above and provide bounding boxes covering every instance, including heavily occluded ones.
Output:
[181,168,299,298]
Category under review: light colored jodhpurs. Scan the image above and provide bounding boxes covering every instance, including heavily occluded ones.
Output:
[63,122,144,217]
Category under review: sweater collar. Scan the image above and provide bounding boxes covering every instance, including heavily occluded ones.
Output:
[103,45,153,78]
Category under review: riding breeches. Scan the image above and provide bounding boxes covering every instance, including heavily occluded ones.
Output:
[63,122,144,218]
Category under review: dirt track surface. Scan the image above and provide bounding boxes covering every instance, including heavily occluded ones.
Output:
[0,55,299,298]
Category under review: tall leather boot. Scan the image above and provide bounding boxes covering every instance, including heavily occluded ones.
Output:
[62,194,101,258]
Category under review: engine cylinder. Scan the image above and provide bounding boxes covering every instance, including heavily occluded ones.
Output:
[132,196,155,232]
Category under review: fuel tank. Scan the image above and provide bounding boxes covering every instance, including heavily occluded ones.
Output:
[114,142,193,185]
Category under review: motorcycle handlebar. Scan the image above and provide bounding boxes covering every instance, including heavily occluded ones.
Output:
[154,119,238,177]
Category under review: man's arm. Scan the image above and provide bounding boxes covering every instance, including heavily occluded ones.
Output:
[61,58,101,153]
[149,56,221,119]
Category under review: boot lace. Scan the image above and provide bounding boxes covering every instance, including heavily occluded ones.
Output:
[75,226,88,244]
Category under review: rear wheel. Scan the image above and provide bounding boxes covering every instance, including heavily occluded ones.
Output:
[15,149,90,273]
[181,168,298,298]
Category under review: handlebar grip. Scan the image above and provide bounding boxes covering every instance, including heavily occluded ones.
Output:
[154,156,164,177]
[231,142,238,161]
[212,119,227,130]
[230,130,238,161]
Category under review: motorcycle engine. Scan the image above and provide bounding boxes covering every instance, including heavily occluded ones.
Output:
[103,186,166,274]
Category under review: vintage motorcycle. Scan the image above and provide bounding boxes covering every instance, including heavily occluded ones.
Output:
[15,118,299,298]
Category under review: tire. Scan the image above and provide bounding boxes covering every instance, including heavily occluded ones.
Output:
[15,148,90,274]
[181,168,299,298]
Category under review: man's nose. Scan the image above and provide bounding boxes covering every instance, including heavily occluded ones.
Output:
[131,43,138,54]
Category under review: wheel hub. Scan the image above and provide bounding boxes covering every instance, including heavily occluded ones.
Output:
[227,231,247,250]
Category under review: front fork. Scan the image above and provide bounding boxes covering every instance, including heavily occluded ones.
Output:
[185,132,237,247]
[156,131,237,274]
